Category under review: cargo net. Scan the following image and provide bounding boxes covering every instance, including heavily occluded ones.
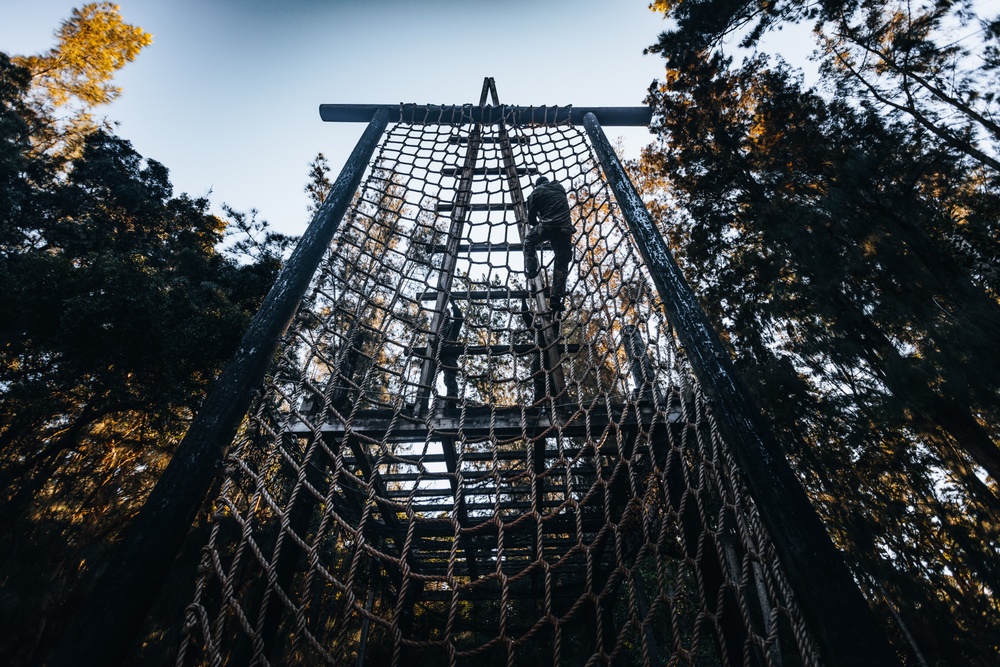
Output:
[178,108,822,667]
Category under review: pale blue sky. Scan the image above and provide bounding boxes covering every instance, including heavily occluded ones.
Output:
[1,1,675,236]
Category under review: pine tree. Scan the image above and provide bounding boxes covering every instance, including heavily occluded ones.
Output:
[0,12,286,660]
[639,32,1000,664]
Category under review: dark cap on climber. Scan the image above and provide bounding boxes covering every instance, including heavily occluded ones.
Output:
[534,175,549,186]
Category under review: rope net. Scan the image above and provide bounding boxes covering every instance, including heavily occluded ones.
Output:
[178,107,822,666]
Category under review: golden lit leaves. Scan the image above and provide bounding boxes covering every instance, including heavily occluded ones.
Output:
[649,0,681,14]
[15,3,152,108]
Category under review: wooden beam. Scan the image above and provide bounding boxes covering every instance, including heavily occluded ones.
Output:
[427,242,524,253]
[320,104,652,127]
[286,404,680,441]
[412,343,582,357]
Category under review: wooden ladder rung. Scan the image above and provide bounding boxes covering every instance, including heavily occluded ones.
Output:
[447,135,532,145]
[419,343,581,357]
[440,166,538,176]
[419,289,541,301]
[436,202,515,212]
[428,242,525,253]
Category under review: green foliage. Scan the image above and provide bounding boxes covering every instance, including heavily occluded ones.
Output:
[305,152,332,214]
[15,2,150,108]
[647,0,1000,172]
[0,31,289,664]
[641,8,1000,664]
[12,2,152,159]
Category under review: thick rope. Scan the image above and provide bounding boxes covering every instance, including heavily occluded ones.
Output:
[177,112,821,667]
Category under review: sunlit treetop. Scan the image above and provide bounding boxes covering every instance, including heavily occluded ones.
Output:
[14,2,152,109]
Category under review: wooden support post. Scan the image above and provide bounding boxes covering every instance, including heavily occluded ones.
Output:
[485,92,569,649]
[622,324,664,406]
[493,105,566,404]
[355,588,377,667]
[414,118,482,414]
[583,112,900,667]
[347,438,403,541]
[439,434,479,579]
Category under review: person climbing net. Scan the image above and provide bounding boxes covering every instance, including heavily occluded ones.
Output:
[523,175,574,313]
[438,297,465,406]
[178,107,820,667]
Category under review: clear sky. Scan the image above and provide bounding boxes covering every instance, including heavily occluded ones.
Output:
[1,0,673,237]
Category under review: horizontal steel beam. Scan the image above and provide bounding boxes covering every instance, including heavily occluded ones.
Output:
[320,104,652,126]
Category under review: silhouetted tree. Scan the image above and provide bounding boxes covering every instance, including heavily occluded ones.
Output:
[640,5,1000,663]
[0,25,289,663]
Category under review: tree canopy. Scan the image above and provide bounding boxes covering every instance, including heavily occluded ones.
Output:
[641,2,1000,665]
[12,2,152,159]
[0,12,288,663]
[3,2,999,665]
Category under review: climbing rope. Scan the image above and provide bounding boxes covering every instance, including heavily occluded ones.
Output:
[177,106,821,667]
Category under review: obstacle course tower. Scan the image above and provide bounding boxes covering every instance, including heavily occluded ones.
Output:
[170,80,894,667]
